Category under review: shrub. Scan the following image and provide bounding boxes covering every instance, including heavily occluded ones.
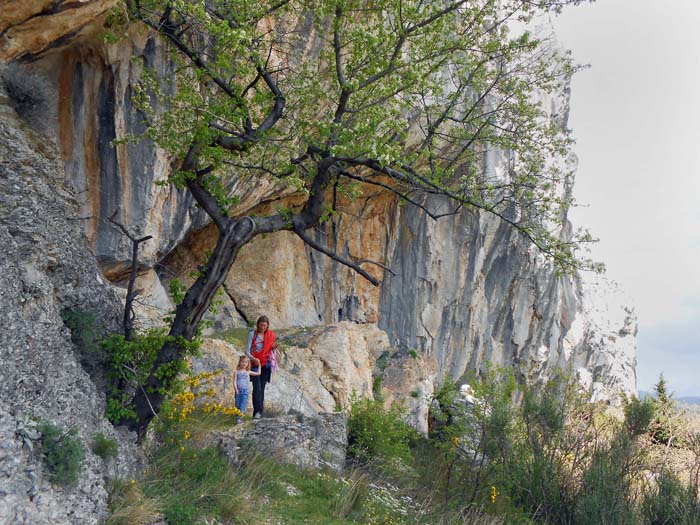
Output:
[163,501,197,525]
[574,431,640,525]
[101,328,200,424]
[62,308,102,354]
[39,422,85,486]
[648,375,686,446]
[92,432,119,459]
[642,470,700,525]
[347,396,415,468]
[623,394,656,436]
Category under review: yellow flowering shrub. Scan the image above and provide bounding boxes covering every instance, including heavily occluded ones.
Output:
[160,368,243,442]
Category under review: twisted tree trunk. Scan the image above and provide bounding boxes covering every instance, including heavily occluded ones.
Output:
[127,216,256,436]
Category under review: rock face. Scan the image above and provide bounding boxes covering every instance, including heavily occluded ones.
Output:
[0,0,117,61]
[193,323,439,437]
[0,80,141,524]
[378,352,438,436]
[205,413,348,472]
[0,9,639,524]
[193,323,393,417]
[4,14,636,404]
[566,276,637,401]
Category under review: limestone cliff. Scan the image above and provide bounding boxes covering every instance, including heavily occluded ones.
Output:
[0,8,638,522]
[2,12,635,399]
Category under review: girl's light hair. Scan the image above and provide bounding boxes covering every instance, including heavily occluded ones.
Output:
[237,356,251,371]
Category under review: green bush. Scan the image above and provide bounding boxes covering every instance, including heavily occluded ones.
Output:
[92,432,119,459]
[163,501,198,525]
[642,470,700,525]
[574,429,641,525]
[347,396,415,468]
[142,444,256,524]
[648,375,686,447]
[101,328,200,424]
[39,422,85,486]
[62,308,101,354]
[623,395,656,436]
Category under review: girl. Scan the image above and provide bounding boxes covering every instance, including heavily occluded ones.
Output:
[234,355,260,423]
[245,315,278,418]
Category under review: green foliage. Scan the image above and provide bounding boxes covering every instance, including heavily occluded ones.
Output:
[371,375,383,399]
[101,328,201,424]
[642,471,700,525]
[62,308,101,354]
[347,396,415,469]
[649,374,685,446]
[427,368,682,524]
[163,501,197,525]
[92,432,119,460]
[139,444,256,524]
[168,278,187,306]
[124,0,598,273]
[623,394,656,436]
[655,374,671,405]
[574,432,638,525]
[39,422,85,486]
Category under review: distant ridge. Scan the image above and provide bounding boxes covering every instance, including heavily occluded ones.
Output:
[637,390,700,405]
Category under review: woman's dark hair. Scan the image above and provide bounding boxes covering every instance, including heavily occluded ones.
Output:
[256,316,270,331]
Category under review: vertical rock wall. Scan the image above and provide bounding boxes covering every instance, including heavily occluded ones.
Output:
[53,34,198,278]
[15,24,635,401]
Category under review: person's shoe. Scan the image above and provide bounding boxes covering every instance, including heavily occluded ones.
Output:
[253,413,261,419]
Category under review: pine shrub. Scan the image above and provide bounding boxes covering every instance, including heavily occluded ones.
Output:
[39,422,85,486]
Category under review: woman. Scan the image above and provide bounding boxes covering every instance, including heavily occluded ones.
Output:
[245,315,278,418]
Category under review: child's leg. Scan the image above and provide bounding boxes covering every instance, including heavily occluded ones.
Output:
[238,389,249,414]
[235,391,245,413]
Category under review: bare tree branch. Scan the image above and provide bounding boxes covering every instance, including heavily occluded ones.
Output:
[293,227,383,286]
[106,212,152,341]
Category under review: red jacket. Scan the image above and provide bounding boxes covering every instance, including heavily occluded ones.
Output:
[248,330,276,367]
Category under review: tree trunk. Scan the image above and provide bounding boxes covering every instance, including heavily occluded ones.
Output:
[127,217,255,437]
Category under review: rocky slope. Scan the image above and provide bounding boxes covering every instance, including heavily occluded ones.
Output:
[0,80,140,524]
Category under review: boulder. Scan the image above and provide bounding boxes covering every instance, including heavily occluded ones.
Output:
[379,352,438,436]
[191,339,241,406]
[191,323,395,418]
[0,0,117,61]
[205,413,347,472]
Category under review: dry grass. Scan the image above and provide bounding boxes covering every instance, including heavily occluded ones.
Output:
[107,482,163,525]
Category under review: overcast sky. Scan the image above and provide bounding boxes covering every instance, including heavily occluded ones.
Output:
[551,1,700,396]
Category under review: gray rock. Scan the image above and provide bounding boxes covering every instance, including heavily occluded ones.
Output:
[0,80,142,524]
[205,413,347,472]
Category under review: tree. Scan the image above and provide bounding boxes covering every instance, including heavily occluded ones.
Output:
[650,374,682,446]
[120,0,592,436]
